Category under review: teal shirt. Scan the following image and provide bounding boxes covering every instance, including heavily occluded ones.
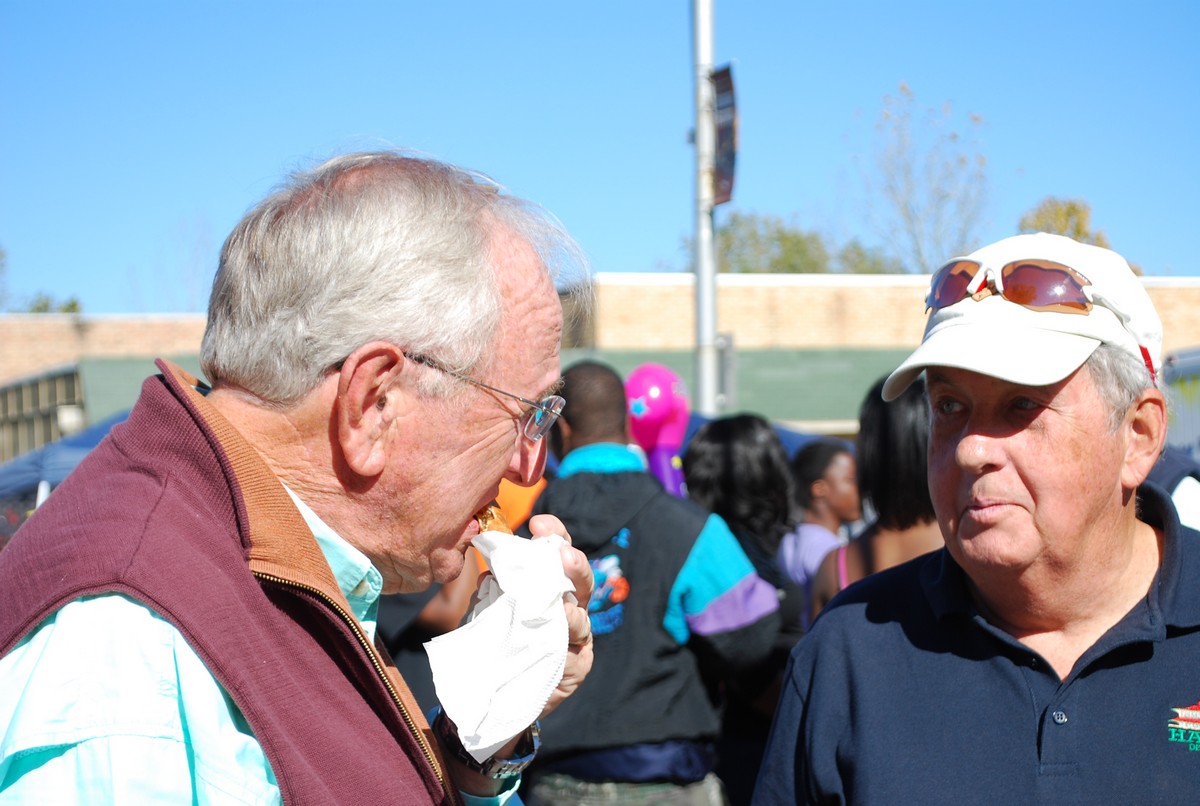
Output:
[555,441,648,478]
[0,489,518,805]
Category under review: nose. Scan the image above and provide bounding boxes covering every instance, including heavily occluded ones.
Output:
[953,424,1005,475]
[504,433,547,487]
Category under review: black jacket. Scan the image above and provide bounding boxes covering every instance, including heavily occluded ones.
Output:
[525,454,780,771]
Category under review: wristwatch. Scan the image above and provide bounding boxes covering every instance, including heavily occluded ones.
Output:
[431,706,540,779]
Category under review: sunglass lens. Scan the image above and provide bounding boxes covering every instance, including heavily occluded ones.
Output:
[1003,262,1090,311]
[929,261,979,309]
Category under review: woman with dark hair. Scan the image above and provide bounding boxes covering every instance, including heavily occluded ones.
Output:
[809,375,943,619]
[776,437,861,629]
[683,413,802,806]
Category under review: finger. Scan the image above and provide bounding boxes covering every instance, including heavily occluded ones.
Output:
[559,545,594,606]
[565,600,593,648]
[543,615,595,718]
[526,513,571,545]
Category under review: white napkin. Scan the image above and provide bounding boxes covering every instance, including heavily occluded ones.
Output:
[424,531,575,762]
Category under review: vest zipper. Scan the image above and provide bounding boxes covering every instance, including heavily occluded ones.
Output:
[253,571,455,802]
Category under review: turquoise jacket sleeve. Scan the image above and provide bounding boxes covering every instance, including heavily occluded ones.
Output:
[663,513,781,645]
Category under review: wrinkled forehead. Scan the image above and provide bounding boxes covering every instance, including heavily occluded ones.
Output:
[487,227,562,388]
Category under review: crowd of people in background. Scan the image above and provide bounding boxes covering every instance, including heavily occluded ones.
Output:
[519,361,781,805]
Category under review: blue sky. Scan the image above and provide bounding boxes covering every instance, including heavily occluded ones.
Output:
[2,1,1197,313]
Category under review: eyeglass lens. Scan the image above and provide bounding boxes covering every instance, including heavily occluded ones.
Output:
[523,396,565,441]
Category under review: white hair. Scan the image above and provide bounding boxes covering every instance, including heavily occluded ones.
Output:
[200,151,591,405]
[1085,342,1157,432]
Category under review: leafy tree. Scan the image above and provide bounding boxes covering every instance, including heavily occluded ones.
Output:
[866,83,988,273]
[0,245,83,313]
[1018,197,1110,247]
[1017,197,1142,273]
[691,213,907,275]
[716,212,830,273]
[835,239,906,274]
[25,293,82,314]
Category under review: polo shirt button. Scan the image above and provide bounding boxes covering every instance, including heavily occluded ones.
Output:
[1052,710,1068,725]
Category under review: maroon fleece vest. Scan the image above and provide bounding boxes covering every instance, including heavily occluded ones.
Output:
[0,361,458,805]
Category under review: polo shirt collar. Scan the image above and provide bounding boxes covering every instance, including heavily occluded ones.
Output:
[920,549,972,621]
[1141,482,1200,629]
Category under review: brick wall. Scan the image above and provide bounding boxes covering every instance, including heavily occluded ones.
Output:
[0,314,207,385]
[593,273,1200,356]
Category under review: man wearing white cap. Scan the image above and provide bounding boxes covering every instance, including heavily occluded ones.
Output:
[754,233,1200,803]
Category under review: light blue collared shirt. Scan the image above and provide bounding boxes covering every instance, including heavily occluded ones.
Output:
[0,489,518,805]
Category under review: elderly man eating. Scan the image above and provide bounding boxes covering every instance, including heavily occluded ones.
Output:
[0,152,594,805]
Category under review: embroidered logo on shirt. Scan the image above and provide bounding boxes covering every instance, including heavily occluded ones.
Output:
[588,529,631,636]
[1167,699,1200,750]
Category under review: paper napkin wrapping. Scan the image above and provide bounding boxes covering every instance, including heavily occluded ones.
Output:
[425,531,575,762]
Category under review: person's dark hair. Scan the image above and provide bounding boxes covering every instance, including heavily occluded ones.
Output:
[857,375,935,530]
[790,438,853,510]
[683,414,794,560]
[554,361,628,451]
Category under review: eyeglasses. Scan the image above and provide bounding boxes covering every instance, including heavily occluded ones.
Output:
[927,258,1094,315]
[406,353,565,442]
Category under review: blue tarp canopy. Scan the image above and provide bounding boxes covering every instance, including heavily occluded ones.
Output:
[0,410,130,499]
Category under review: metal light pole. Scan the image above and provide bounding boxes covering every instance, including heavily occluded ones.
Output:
[692,0,719,416]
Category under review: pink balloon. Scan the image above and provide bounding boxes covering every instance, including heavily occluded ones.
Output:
[626,364,690,497]
[625,363,690,453]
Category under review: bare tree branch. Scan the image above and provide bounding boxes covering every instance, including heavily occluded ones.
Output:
[866,84,989,273]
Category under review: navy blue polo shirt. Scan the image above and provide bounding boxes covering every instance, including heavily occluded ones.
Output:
[754,485,1200,804]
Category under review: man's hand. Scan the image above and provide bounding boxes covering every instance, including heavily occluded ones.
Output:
[441,512,594,798]
[527,513,594,717]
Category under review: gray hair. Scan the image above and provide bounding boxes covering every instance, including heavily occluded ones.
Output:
[1085,342,1157,432]
[200,151,591,405]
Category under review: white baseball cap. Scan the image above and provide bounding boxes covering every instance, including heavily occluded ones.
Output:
[882,233,1162,401]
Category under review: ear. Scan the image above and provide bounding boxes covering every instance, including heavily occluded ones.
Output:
[811,478,831,501]
[1120,386,1168,490]
[335,342,408,478]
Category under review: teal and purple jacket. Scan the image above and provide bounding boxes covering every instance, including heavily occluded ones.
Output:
[523,442,782,783]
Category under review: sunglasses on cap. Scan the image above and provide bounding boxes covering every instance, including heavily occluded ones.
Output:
[926,258,1093,315]
[925,255,1160,383]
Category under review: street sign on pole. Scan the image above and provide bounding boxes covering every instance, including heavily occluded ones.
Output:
[712,65,737,206]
